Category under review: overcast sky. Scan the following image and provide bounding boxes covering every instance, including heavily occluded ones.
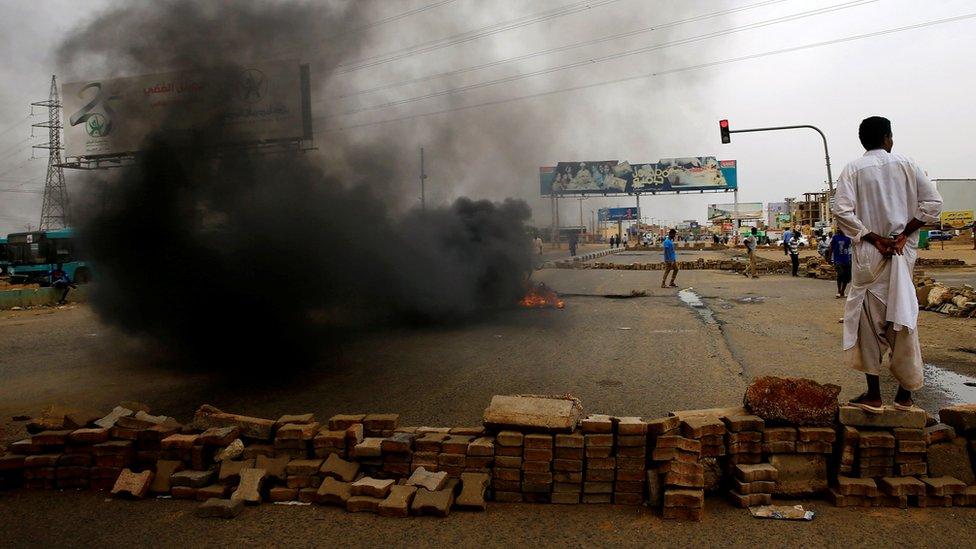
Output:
[1,0,974,234]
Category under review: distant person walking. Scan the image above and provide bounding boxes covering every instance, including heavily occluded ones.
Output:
[744,227,759,278]
[534,236,543,256]
[568,231,578,257]
[833,115,942,412]
[661,228,678,288]
[609,234,616,248]
[622,233,629,248]
[786,232,801,276]
[828,228,853,298]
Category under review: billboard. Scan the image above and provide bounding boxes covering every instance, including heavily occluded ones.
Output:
[935,180,976,214]
[541,157,736,195]
[707,202,763,222]
[631,158,737,193]
[941,210,974,229]
[62,61,311,158]
[767,201,790,229]
[599,207,638,222]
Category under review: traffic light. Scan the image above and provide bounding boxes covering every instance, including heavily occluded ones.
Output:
[720,119,731,144]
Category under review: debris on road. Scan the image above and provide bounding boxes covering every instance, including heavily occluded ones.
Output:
[1,386,975,521]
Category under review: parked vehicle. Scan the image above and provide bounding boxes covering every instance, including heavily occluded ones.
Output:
[5,228,92,284]
[927,230,954,241]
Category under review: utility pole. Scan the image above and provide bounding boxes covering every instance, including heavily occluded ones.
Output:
[32,75,68,231]
[578,197,584,236]
[419,147,427,211]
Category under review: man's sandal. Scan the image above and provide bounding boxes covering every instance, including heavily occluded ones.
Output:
[849,393,884,414]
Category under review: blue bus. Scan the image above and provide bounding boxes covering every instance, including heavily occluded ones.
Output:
[5,228,92,285]
[0,237,8,275]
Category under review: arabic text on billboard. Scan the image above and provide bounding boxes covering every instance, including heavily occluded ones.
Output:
[941,210,974,229]
[540,157,736,195]
[62,61,309,158]
[707,202,763,222]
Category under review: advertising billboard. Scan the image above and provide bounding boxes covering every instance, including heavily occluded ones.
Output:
[767,201,790,228]
[62,61,311,158]
[540,157,736,195]
[707,202,763,222]
[598,207,638,222]
[941,210,974,229]
[631,158,737,193]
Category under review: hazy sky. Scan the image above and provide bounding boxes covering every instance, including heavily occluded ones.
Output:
[1,0,974,234]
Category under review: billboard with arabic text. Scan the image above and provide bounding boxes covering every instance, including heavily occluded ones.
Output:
[62,61,311,158]
[541,157,736,196]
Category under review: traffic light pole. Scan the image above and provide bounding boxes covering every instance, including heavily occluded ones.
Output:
[727,124,833,224]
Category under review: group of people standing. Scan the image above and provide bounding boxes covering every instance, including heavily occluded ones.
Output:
[608,233,627,248]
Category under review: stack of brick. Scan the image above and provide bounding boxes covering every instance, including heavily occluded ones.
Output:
[723,415,764,466]
[464,434,494,476]
[552,431,583,504]
[730,463,776,507]
[364,414,399,438]
[894,428,927,476]
[411,427,450,474]
[439,433,473,478]
[581,414,614,504]
[352,436,384,476]
[492,430,523,502]
[857,431,896,478]
[273,415,319,460]
[613,417,647,505]
[522,433,553,503]
[653,427,703,520]
[381,430,415,478]
[284,458,324,503]
[324,414,366,460]
[646,416,681,507]
[682,417,726,459]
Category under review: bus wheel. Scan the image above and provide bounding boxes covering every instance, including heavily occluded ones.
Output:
[74,268,92,284]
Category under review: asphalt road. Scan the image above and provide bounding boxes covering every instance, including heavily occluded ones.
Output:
[1,266,975,547]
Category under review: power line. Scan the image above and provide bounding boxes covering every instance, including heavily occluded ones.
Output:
[328,0,875,117]
[269,0,460,58]
[336,0,791,100]
[318,11,976,133]
[0,114,30,139]
[335,0,625,74]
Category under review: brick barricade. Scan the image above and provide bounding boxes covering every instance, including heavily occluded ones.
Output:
[2,398,976,521]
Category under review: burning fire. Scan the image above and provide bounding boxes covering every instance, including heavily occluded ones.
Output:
[519,283,565,309]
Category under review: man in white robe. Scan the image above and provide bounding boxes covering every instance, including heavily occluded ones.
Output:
[832,116,942,412]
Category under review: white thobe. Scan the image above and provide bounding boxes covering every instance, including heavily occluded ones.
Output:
[831,149,942,388]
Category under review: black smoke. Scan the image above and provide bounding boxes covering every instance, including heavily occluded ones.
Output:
[60,0,534,370]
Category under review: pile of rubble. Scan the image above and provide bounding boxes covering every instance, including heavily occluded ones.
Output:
[2,382,976,521]
[562,257,794,275]
[916,278,976,317]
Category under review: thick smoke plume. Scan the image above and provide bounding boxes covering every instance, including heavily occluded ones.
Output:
[60,0,533,370]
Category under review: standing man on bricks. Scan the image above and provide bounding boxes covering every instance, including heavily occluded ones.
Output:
[832,116,942,412]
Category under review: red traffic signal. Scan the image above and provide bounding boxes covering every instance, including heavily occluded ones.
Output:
[720,119,731,144]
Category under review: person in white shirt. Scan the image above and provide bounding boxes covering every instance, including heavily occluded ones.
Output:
[832,116,943,413]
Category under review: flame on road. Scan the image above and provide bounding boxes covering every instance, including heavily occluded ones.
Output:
[519,283,565,309]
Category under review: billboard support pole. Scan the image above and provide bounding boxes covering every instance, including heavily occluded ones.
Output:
[635,193,641,242]
[550,194,557,248]
[733,188,740,244]
[579,197,584,237]
[555,196,560,249]
[728,124,833,224]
